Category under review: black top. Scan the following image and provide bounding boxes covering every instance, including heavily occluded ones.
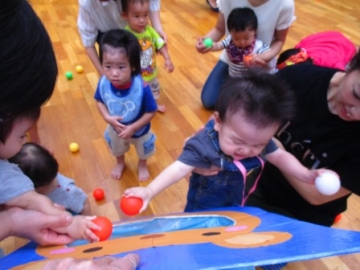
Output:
[254,63,360,226]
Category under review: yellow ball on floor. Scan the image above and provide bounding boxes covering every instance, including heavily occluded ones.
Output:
[69,142,79,153]
[75,65,83,74]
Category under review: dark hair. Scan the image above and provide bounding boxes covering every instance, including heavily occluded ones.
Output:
[216,70,294,128]
[121,0,149,13]
[347,50,360,73]
[276,48,313,68]
[0,0,57,142]
[100,29,141,76]
[227,7,258,33]
[9,142,58,188]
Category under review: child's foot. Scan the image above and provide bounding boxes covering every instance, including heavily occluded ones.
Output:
[138,160,150,181]
[157,104,166,113]
[111,163,125,180]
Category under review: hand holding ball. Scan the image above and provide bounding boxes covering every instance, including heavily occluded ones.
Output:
[315,172,340,196]
[203,38,213,48]
[91,216,112,241]
[120,197,143,216]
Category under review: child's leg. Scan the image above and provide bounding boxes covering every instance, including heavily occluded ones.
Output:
[104,125,129,180]
[148,77,165,113]
[132,132,156,181]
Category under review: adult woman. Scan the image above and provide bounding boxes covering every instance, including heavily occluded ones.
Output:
[77,0,166,75]
[247,52,360,227]
[196,0,294,109]
[0,0,139,268]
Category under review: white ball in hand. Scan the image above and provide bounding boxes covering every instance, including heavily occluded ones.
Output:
[315,172,340,196]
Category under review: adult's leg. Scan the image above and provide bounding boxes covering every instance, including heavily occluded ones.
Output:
[201,60,229,110]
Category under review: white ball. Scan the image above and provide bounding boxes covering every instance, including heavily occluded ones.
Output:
[315,172,341,196]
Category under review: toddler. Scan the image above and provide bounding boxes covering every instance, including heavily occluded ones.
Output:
[206,7,272,77]
[0,108,99,242]
[121,0,174,112]
[94,29,157,181]
[124,71,324,212]
[9,142,90,215]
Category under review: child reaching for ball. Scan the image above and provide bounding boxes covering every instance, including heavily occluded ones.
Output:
[121,0,174,112]
[124,72,332,213]
[94,29,157,181]
[9,142,91,215]
[200,7,272,77]
[0,107,100,242]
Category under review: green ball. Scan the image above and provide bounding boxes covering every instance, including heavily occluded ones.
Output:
[65,71,73,80]
[203,38,213,48]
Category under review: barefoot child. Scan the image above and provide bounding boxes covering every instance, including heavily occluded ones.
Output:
[9,143,91,215]
[94,29,157,181]
[124,71,328,212]
[121,0,174,112]
[0,108,100,242]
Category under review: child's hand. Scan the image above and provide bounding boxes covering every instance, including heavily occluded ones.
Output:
[195,37,211,54]
[66,216,101,242]
[105,115,124,134]
[118,125,135,140]
[123,187,153,213]
[164,58,174,73]
[245,54,267,67]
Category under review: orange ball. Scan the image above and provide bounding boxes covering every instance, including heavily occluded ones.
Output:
[120,197,143,216]
[91,216,112,241]
[244,54,254,66]
[334,213,342,223]
[93,188,105,200]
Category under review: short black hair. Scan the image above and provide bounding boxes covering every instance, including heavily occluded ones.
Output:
[100,29,141,76]
[215,70,294,128]
[121,0,149,14]
[9,142,58,188]
[227,7,258,33]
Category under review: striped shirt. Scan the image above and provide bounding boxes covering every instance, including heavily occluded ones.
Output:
[77,0,160,47]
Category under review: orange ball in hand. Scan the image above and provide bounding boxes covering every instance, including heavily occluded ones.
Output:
[91,216,112,241]
[244,54,254,66]
[120,197,143,216]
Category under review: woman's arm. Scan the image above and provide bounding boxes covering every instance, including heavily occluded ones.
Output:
[86,47,103,75]
[149,10,167,42]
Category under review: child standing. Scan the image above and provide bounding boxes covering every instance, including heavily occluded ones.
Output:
[0,108,100,242]
[205,7,272,77]
[95,29,157,181]
[124,71,327,212]
[121,0,174,112]
[9,143,90,215]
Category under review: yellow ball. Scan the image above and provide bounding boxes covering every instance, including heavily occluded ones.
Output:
[75,65,84,74]
[69,142,79,153]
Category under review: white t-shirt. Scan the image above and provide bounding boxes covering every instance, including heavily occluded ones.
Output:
[217,0,295,69]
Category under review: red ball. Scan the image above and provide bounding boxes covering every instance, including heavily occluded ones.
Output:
[334,213,342,223]
[93,188,105,200]
[120,196,143,216]
[91,216,112,241]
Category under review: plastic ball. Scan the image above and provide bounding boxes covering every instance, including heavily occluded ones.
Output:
[93,188,105,200]
[120,196,143,216]
[91,216,112,241]
[315,171,341,196]
[76,65,84,74]
[244,54,254,66]
[69,142,79,153]
[65,71,73,80]
[334,213,342,223]
[203,38,213,48]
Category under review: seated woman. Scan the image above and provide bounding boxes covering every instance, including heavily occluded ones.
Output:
[277,31,358,71]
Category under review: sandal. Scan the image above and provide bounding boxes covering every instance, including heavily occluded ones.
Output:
[206,0,219,12]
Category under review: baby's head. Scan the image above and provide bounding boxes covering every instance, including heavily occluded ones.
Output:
[214,70,294,160]
[227,7,258,49]
[0,108,40,160]
[100,29,141,87]
[121,0,150,33]
[9,142,59,194]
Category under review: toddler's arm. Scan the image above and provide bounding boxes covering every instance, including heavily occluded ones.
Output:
[158,46,174,73]
[124,161,194,212]
[266,148,319,184]
[96,101,125,134]
[118,111,155,139]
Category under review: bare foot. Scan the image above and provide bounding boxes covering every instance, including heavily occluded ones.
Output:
[138,159,150,181]
[157,104,166,113]
[111,156,125,180]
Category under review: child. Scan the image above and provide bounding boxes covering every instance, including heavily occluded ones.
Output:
[0,108,100,242]
[121,0,174,112]
[206,7,272,77]
[124,71,325,213]
[9,143,91,215]
[94,29,157,181]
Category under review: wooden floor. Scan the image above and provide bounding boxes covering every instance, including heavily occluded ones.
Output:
[2,0,360,268]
